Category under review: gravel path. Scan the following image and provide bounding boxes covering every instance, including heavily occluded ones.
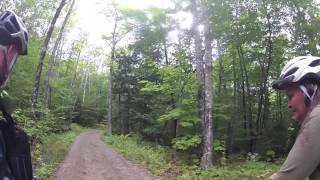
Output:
[55,131,157,180]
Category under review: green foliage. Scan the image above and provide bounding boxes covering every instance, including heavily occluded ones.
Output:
[179,161,280,180]
[104,134,173,175]
[172,135,201,151]
[104,132,281,179]
[12,107,71,141]
[35,124,88,180]
[213,139,225,156]
[264,150,276,162]
[157,108,199,127]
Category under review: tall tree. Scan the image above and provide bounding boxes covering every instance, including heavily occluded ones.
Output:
[31,0,67,118]
[44,0,76,108]
[104,2,127,135]
[201,0,214,167]
[191,0,214,168]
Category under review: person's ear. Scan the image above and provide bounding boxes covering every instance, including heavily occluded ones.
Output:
[7,44,17,57]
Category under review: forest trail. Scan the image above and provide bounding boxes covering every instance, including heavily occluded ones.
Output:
[55,131,157,180]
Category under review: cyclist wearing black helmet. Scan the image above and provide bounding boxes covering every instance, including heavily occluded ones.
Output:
[270,56,320,180]
[0,10,31,180]
[0,10,28,87]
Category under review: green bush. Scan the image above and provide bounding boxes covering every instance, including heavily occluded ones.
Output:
[104,134,282,180]
[104,134,173,176]
[172,135,201,151]
[179,161,280,180]
[35,124,88,180]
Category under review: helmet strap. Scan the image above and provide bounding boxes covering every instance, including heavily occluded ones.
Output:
[304,95,311,107]
[299,84,318,103]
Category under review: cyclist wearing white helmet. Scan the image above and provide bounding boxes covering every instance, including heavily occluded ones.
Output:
[270,56,320,180]
[0,10,31,180]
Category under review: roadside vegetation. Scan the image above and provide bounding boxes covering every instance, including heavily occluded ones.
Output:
[33,123,89,180]
[104,134,281,179]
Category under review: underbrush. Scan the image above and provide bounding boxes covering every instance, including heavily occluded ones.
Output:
[179,161,280,180]
[104,134,281,180]
[34,123,89,180]
[104,134,175,176]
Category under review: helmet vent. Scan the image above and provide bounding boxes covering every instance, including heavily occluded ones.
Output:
[4,22,14,33]
[284,67,298,78]
[0,11,9,21]
[309,59,320,67]
[10,16,19,31]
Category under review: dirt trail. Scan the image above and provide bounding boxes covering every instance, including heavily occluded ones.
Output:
[55,131,157,180]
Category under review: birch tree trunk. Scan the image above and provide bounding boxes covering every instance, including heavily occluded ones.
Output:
[202,0,214,167]
[191,0,214,168]
[31,0,67,118]
[82,67,89,104]
[44,0,76,108]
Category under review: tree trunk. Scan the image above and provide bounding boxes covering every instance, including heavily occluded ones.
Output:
[44,0,76,108]
[238,46,255,153]
[261,11,273,135]
[256,3,273,137]
[201,1,214,167]
[107,14,119,135]
[107,48,114,135]
[164,38,169,65]
[191,0,214,168]
[191,0,205,160]
[31,0,67,118]
[170,95,178,139]
[237,46,247,137]
[226,51,238,158]
[125,88,131,133]
[276,91,283,124]
[82,67,89,104]
[217,39,226,95]
[70,50,81,88]
[262,93,270,131]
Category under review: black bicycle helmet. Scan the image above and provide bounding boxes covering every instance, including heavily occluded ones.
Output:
[0,10,28,55]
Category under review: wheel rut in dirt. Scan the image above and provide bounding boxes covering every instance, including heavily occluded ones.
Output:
[55,131,157,180]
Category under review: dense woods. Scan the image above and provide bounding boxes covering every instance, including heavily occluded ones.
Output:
[1,0,320,177]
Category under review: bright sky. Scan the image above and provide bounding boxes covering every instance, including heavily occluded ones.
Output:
[69,0,174,48]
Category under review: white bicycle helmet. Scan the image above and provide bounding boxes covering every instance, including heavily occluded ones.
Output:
[272,56,320,90]
[0,10,28,55]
